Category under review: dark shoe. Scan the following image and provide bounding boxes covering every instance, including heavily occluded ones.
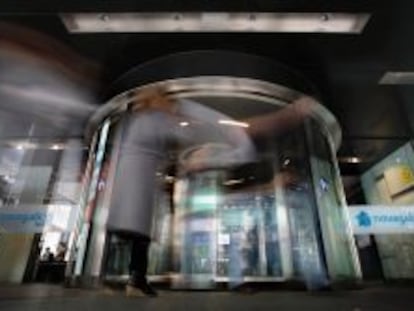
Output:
[231,284,256,295]
[139,282,158,297]
[126,283,158,297]
[125,284,146,297]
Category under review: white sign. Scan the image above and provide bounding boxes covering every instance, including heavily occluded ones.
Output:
[349,205,414,234]
[218,233,230,245]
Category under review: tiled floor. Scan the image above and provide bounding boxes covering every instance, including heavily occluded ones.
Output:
[0,284,413,311]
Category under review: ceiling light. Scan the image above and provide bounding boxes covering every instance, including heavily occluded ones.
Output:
[60,12,370,33]
[5,140,72,150]
[218,119,249,128]
[223,179,244,186]
[15,143,37,150]
[179,121,189,127]
[283,158,291,166]
[339,156,362,164]
[350,157,360,163]
[379,72,414,85]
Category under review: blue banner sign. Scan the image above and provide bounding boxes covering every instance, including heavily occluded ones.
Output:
[0,205,77,233]
[349,205,414,234]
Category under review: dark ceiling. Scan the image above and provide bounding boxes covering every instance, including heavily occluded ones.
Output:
[0,0,413,177]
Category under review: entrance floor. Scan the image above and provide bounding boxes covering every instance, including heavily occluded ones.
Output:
[0,284,413,311]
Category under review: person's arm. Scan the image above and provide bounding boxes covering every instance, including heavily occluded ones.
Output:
[244,96,317,138]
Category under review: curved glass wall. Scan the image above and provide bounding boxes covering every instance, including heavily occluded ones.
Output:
[69,77,360,289]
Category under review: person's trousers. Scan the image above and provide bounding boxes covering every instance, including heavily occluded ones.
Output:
[129,234,151,285]
[108,231,151,286]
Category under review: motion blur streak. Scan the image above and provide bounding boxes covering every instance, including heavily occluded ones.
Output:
[0,23,99,137]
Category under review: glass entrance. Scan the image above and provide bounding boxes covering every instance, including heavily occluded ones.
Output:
[216,193,283,280]
[74,75,360,289]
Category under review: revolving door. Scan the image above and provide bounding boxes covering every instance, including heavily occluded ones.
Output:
[67,51,361,289]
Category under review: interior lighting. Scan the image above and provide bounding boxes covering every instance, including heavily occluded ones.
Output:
[339,156,362,164]
[218,119,249,128]
[61,12,370,33]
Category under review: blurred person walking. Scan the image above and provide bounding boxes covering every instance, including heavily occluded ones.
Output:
[107,83,320,296]
[107,86,257,297]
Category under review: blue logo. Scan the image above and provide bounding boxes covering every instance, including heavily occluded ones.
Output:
[0,212,47,227]
[319,177,329,192]
[356,211,372,227]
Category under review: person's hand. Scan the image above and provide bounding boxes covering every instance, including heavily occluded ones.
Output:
[292,96,318,118]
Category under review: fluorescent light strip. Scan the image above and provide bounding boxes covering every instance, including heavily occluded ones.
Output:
[60,12,370,33]
[218,119,249,128]
[379,72,414,85]
[2,140,76,150]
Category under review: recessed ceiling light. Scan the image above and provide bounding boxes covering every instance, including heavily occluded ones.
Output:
[179,121,189,127]
[350,157,360,163]
[379,72,414,85]
[60,12,371,33]
[339,156,362,164]
[283,158,291,166]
